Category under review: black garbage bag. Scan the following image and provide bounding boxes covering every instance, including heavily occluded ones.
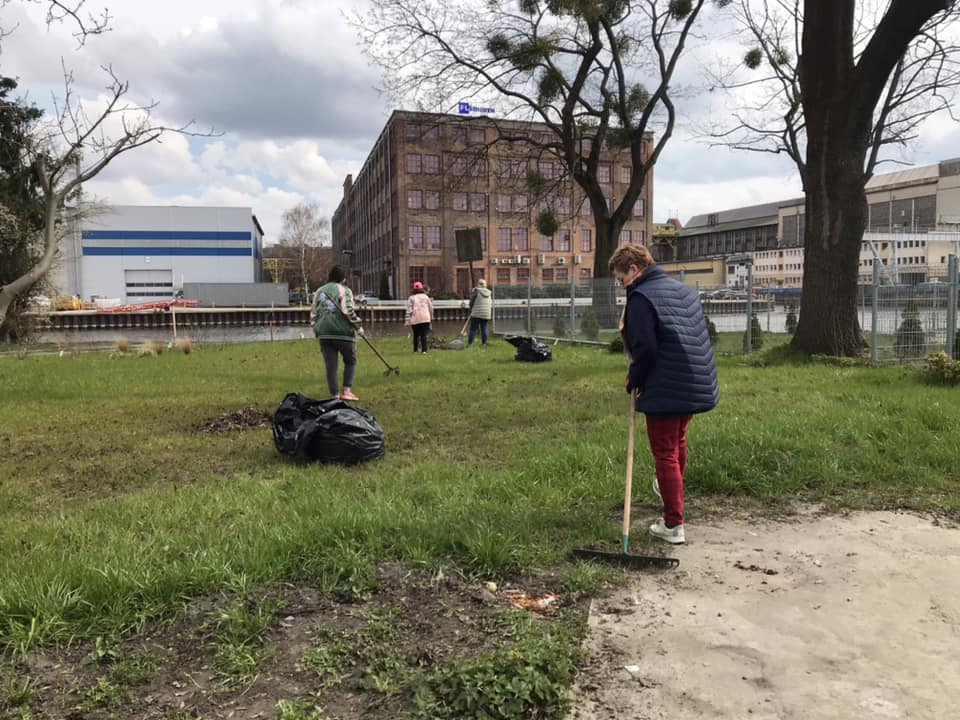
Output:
[272,392,385,463]
[504,335,553,362]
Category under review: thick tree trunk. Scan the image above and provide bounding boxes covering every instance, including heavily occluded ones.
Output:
[793,145,868,356]
[592,223,621,328]
[794,0,953,356]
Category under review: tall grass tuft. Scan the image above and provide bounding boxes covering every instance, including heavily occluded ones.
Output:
[113,337,130,354]
[138,340,165,356]
[174,337,193,354]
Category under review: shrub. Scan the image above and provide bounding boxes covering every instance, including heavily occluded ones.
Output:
[742,313,763,352]
[894,298,925,359]
[113,337,130,354]
[174,337,193,354]
[607,336,624,354]
[704,315,717,344]
[139,340,165,356]
[922,352,960,385]
[785,305,797,335]
[580,309,599,340]
[552,313,568,338]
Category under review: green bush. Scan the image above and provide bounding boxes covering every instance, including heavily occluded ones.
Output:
[607,336,624,354]
[894,299,925,359]
[742,313,763,352]
[552,313,568,338]
[922,352,960,385]
[580,309,599,340]
[785,305,797,335]
[704,315,718,344]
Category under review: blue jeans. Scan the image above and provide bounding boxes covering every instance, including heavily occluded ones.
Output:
[468,318,488,346]
[319,339,357,395]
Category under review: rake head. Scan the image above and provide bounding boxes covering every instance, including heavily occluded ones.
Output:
[571,547,679,570]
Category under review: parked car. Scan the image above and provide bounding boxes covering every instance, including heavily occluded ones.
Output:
[355,293,379,307]
[288,291,308,306]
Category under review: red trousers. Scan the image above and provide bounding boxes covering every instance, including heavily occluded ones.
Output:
[645,414,693,528]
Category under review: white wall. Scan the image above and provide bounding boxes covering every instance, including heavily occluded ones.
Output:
[66,205,260,301]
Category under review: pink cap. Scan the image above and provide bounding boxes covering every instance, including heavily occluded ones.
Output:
[412,281,424,290]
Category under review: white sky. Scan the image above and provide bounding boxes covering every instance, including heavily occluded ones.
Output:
[2,0,958,242]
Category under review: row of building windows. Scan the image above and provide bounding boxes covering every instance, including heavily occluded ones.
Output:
[756,262,802,272]
[406,265,594,288]
[404,122,651,159]
[405,153,639,185]
[406,225,601,253]
[407,188,645,216]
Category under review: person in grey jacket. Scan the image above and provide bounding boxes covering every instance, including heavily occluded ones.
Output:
[609,244,719,545]
[467,278,492,347]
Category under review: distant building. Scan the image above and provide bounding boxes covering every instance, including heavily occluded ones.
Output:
[650,218,682,262]
[57,205,264,302]
[332,110,653,297]
[671,158,960,289]
[677,199,796,261]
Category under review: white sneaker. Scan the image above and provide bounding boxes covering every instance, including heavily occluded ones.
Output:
[649,518,685,544]
[652,476,662,503]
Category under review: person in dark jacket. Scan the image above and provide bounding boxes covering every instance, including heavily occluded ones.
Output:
[609,244,719,545]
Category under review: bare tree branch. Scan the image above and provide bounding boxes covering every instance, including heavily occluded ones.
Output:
[707,0,960,185]
[0,64,219,331]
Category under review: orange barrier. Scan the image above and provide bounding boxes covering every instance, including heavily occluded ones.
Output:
[95,299,203,313]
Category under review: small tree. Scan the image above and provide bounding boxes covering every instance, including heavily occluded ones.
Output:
[743,312,763,352]
[894,298,925,359]
[278,203,330,295]
[580,308,599,340]
[378,270,391,300]
[552,312,568,338]
[785,305,798,335]
[704,315,718,344]
[0,66,215,336]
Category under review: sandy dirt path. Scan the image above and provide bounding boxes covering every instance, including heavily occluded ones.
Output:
[571,511,960,720]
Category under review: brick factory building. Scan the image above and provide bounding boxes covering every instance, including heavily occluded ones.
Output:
[332,110,652,298]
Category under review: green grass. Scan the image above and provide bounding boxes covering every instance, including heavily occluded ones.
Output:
[1,335,959,661]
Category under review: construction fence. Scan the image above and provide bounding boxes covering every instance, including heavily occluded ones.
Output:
[486,255,960,363]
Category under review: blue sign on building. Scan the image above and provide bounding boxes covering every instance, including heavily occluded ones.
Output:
[458,101,495,115]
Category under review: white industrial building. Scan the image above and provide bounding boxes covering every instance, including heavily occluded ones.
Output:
[56,205,264,302]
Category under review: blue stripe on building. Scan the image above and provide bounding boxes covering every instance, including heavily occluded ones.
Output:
[82,247,253,256]
[82,230,253,241]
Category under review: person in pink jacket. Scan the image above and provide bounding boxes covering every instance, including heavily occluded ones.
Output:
[405,281,434,354]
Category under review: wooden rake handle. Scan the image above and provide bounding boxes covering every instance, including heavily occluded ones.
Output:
[622,391,637,553]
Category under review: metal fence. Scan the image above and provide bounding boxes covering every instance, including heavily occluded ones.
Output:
[487,254,960,362]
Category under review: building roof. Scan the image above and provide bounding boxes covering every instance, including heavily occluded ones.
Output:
[682,198,802,237]
[865,163,938,191]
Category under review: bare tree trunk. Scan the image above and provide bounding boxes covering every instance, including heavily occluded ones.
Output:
[0,194,61,335]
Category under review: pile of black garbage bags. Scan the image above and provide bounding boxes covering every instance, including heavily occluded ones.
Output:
[272,392,385,464]
[505,335,553,362]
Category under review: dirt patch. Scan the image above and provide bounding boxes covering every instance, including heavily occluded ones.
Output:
[7,563,576,719]
[571,510,960,719]
[196,407,273,433]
